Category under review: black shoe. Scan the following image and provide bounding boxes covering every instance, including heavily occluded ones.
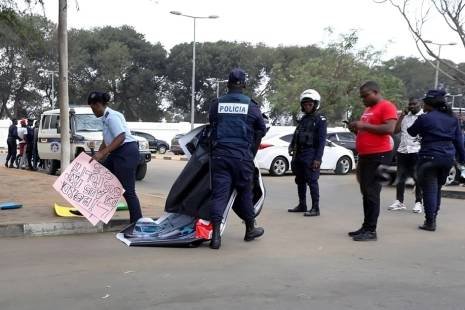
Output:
[8,163,14,168]
[353,231,377,241]
[288,204,307,212]
[303,208,320,217]
[348,227,365,237]
[419,218,436,231]
[4,163,7,168]
[209,223,221,249]
[244,220,264,241]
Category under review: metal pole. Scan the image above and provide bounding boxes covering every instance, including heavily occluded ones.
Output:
[58,0,70,171]
[190,18,196,130]
[51,73,55,109]
[434,45,441,89]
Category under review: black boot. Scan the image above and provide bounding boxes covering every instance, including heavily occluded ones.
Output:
[244,220,264,241]
[419,217,436,231]
[304,207,320,217]
[288,204,307,213]
[209,222,221,249]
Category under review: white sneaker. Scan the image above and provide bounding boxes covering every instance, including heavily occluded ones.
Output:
[387,200,406,211]
[413,202,423,214]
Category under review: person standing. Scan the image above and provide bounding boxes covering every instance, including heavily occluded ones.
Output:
[88,91,143,224]
[18,119,28,169]
[348,81,398,241]
[288,89,327,217]
[5,119,19,168]
[25,119,35,170]
[387,98,423,213]
[407,90,465,231]
[208,68,266,250]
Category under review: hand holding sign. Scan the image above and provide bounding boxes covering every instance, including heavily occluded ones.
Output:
[53,152,125,225]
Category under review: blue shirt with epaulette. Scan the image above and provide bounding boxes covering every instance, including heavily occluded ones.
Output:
[101,107,136,146]
[407,110,465,163]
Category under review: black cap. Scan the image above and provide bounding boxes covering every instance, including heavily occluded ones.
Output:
[423,89,446,101]
[228,68,246,85]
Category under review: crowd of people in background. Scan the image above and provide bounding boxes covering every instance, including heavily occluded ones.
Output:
[5,118,40,170]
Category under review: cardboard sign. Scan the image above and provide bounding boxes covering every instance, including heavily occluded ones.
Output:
[53,152,125,225]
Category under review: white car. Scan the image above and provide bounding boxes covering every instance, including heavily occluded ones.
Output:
[255,129,356,176]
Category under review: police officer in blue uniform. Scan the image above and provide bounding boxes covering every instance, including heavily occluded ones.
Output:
[208,68,266,250]
[5,119,19,168]
[88,91,143,223]
[288,89,327,217]
[408,89,465,231]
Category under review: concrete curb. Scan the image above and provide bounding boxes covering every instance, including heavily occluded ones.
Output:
[152,154,188,161]
[441,189,465,200]
[0,219,129,238]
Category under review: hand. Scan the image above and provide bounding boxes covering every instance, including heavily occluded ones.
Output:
[348,121,365,132]
[89,150,106,163]
[312,160,321,171]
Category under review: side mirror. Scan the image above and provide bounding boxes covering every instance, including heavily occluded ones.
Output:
[326,141,335,147]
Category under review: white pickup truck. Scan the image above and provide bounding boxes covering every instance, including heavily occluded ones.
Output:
[37,106,151,180]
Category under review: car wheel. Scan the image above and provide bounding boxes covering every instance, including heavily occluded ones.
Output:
[158,146,167,154]
[445,165,458,186]
[136,163,147,181]
[335,156,352,175]
[270,156,288,176]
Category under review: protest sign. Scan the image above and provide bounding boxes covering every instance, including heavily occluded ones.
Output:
[53,152,125,225]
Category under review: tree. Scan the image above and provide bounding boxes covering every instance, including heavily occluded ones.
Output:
[378,0,465,85]
[267,31,405,124]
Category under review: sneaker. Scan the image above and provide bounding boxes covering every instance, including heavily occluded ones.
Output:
[413,202,423,214]
[387,200,406,211]
[353,231,377,241]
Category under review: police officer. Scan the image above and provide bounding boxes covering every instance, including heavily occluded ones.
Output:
[88,91,143,223]
[26,119,35,170]
[288,89,327,217]
[5,118,19,168]
[407,89,465,231]
[208,68,266,250]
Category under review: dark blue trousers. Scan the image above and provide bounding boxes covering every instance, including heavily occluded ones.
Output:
[104,142,142,223]
[291,150,320,209]
[210,157,255,224]
[416,156,453,220]
[6,138,17,166]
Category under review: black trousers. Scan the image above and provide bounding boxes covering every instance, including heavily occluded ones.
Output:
[357,152,391,232]
[6,138,17,165]
[396,152,422,203]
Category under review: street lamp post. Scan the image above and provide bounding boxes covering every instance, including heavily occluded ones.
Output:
[207,78,228,98]
[40,69,58,109]
[170,11,219,130]
[424,40,457,89]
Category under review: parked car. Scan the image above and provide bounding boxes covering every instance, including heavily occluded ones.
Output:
[327,128,357,158]
[170,134,185,155]
[255,131,356,176]
[131,131,169,154]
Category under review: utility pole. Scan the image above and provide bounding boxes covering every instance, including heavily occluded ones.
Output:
[58,0,70,171]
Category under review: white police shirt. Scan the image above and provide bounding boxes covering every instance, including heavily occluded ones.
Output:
[101,107,136,146]
[398,110,423,154]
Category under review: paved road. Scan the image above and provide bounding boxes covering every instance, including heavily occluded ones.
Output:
[1,159,465,310]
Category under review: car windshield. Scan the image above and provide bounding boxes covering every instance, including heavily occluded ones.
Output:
[75,114,103,132]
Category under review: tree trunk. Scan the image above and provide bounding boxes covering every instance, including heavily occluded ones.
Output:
[58,0,70,171]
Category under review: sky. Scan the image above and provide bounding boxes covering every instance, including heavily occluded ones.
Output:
[39,0,465,63]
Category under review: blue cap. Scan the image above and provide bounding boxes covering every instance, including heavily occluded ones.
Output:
[228,68,246,85]
[423,89,446,100]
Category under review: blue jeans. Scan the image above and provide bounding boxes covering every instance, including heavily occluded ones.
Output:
[416,156,453,219]
[104,142,142,223]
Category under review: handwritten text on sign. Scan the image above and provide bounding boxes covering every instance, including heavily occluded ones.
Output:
[53,152,125,225]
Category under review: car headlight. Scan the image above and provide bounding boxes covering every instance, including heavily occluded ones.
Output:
[139,141,149,151]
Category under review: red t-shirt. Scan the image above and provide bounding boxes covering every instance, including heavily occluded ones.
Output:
[356,99,398,155]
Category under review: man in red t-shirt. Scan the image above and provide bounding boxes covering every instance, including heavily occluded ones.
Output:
[348,81,398,241]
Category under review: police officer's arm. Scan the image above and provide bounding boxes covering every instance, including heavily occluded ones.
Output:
[252,103,266,147]
[314,116,328,168]
[407,117,422,137]
[92,116,126,161]
[453,120,465,164]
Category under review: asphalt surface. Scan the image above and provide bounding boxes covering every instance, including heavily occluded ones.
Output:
[1,159,465,310]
